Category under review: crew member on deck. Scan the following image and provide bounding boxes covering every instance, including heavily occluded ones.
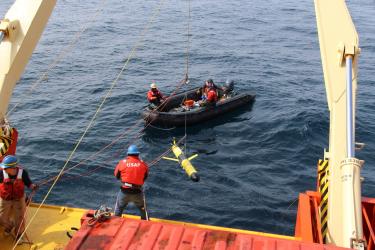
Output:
[114,145,149,220]
[0,155,38,240]
[147,83,166,109]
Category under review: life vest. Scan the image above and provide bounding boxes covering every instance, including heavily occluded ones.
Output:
[147,89,163,103]
[207,89,218,103]
[0,168,25,200]
[115,156,148,189]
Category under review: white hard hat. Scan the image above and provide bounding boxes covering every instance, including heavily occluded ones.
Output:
[150,83,157,89]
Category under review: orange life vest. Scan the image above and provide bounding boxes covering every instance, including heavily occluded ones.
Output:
[147,89,163,103]
[0,168,25,200]
[207,89,218,102]
[114,156,148,189]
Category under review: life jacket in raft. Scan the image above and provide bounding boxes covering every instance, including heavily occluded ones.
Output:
[207,89,218,103]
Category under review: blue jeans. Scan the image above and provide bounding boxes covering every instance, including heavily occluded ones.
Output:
[114,189,148,220]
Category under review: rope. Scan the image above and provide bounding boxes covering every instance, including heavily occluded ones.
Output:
[37,119,145,186]
[185,0,191,81]
[40,136,186,185]
[147,124,176,130]
[13,189,36,246]
[87,205,112,226]
[12,0,167,247]
[184,94,187,156]
[37,75,187,187]
[182,0,192,156]
[42,74,189,184]
[6,0,108,117]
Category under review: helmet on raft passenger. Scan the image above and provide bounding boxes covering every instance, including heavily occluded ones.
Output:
[223,79,234,93]
[1,155,18,169]
[150,83,157,89]
[127,145,140,155]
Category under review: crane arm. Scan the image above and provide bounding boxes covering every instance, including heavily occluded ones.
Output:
[0,0,56,123]
[314,0,364,248]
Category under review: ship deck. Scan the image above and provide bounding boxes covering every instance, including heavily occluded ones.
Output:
[0,203,347,250]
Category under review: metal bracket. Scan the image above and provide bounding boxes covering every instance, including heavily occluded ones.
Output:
[0,19,19,42]
[323,148,330,160]
[337,43,359,66]
[337,42,345,66]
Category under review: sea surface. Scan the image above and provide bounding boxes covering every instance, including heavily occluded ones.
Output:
[1,0,375,236]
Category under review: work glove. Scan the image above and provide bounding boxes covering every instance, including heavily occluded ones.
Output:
[30,184,39,191]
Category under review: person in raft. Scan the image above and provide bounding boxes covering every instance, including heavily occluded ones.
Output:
[147,82,166,109]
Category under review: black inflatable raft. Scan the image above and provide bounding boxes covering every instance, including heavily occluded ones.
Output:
[143,86,256,127]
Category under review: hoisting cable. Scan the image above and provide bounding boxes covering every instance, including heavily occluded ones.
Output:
[183,0,192,156]
[12,0,167,247]
[184,0,191,84]
[184,95,187,156]
[6,0,108,117]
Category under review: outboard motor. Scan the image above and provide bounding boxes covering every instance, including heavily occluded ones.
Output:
[222,80,234,95]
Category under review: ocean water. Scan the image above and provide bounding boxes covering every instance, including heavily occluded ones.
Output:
[1,0,375,236]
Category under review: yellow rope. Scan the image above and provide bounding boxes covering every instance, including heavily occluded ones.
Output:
[12,0,167,247]
[6,0,108,117]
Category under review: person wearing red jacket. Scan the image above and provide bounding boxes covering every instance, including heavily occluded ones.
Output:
[207,88,218,103]
[0,155,38,240]
[114,145,149,220]
[200,85,218,107]
[147,83,166,109]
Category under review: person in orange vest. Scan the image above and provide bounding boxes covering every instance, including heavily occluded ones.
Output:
[198,79,220,102]
[200,84,218,107]
[114,145,149,220]
[147,83,166,109]
[0,155,38,240]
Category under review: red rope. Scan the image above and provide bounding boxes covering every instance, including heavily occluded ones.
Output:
[13,190,36,245]
[52,136,186,182]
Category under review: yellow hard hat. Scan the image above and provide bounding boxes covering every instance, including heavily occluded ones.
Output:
[150,83,157,89]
